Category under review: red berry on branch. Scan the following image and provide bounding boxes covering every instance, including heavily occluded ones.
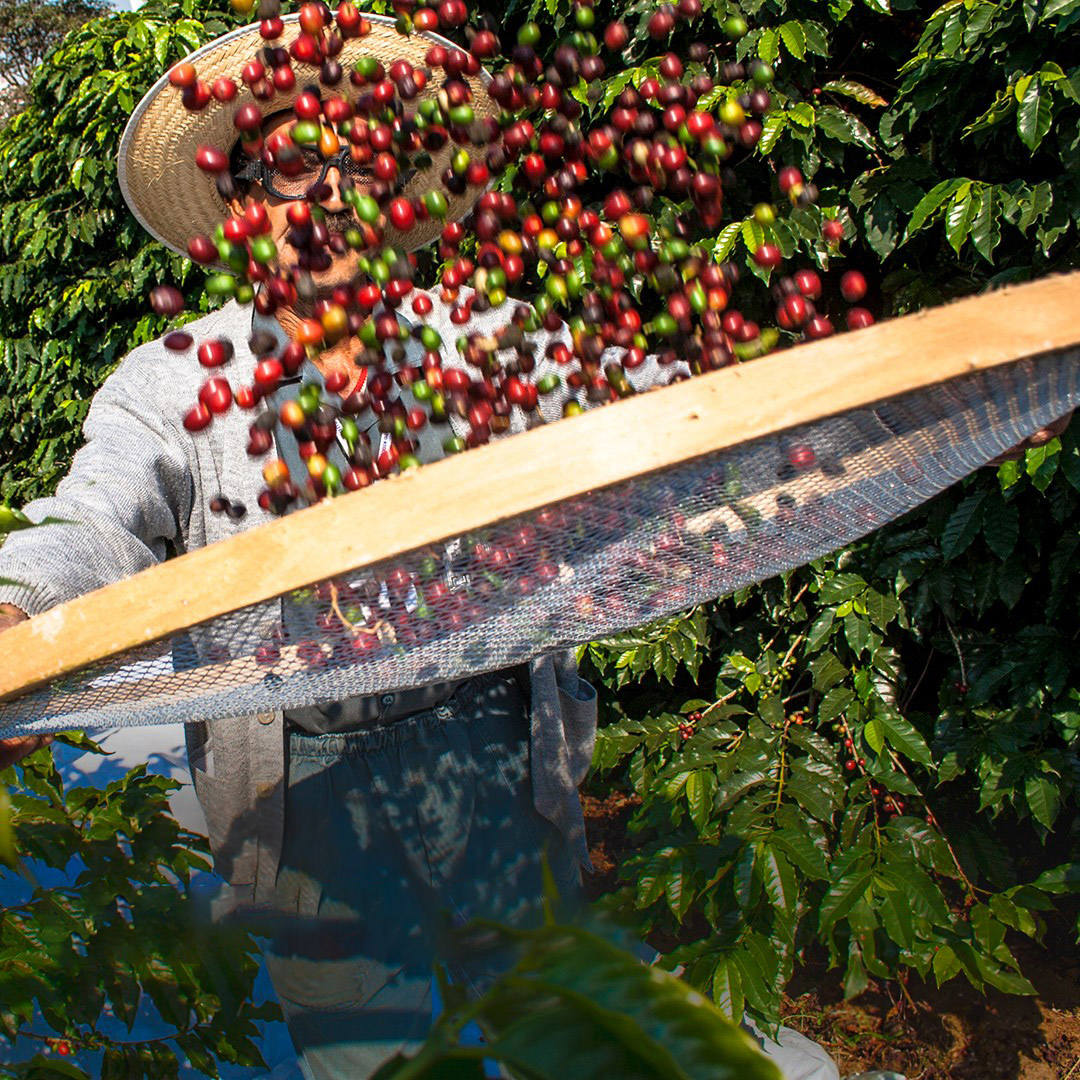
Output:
[753,244,782,269]
[822,219,845,244]
[778,166,803,193]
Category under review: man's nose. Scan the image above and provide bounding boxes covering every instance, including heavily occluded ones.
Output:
[316,165,350,213]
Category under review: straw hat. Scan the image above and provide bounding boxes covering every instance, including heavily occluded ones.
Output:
[118,13,494,257]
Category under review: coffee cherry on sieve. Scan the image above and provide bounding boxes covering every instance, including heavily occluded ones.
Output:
[209,494,230,514]
[248,330,277,356]
[226,501,247,521]
[234,103,263,134]
[235,385,260,409]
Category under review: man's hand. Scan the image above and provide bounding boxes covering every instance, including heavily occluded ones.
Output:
[0,604,53,769]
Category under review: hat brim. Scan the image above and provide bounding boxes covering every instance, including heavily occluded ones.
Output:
[118,13,494,258]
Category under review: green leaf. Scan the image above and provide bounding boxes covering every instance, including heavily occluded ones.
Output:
[822,80,887,107]
[710,959,745,1022]
[864,588,900,629]
[905,178,968,237]
[758,844,798,917]
[814,105,872,145]
[819,573,867,604]
[1042,0,1080,18]
[758,27,779,65]
[941,489,988,560]
[771,825,829,880]
[982,493,1019,559]
[758,113,786,154]
[788,102,816,128]
[411,924,786,1080]
[818,860,874,938]
[844,613,871,656]
[811,653,848,693]
[1017,75,1053,150]
[880,712,933,765]
[685,770,716,833]
[970,188,1002,262]
[713,221,743,262]
[806,609,836,652]
[778,21,806,59]
[0,786,15,868]
[945,187,976,255]
[1025,775,1060,829]
[864,716,886,754]
[1031,863,1080,893]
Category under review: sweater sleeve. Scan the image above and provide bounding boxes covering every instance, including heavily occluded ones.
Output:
[0,347,194,616]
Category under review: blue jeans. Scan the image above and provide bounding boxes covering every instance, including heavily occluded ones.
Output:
[264,672,582,1079]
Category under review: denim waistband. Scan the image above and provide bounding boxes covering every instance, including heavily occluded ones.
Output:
[286,669,522,760]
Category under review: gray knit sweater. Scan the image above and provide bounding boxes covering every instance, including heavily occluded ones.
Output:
[0,294,672,900]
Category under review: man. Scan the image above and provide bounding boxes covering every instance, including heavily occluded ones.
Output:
[0,10,706,1075]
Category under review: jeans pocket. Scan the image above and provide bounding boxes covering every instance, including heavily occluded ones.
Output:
[556,677,598,785]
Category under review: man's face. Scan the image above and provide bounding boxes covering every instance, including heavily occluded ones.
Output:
[236,111,371,294]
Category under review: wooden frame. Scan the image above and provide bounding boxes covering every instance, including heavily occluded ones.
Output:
[2,271,1079,703]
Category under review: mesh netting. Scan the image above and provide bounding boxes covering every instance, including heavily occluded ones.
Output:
[2,349,1078,737]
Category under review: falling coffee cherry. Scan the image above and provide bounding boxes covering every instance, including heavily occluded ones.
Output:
[149,285,184,316]
[840,270,868,302]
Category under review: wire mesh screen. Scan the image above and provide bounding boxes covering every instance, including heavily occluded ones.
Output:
[2,348,1078,737]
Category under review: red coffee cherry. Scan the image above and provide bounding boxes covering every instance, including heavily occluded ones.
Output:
[149,285,184,316]
[840,270,867,302]
[822,219,845,244]
[168,62,197,89]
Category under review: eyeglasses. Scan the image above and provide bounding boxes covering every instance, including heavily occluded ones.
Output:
[234,145,400,202]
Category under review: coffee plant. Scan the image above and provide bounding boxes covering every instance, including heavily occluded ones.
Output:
[373,919,783,1079]
[0,743,277,1077]
[584,430,1080,1023]
[1,0,1079,1068]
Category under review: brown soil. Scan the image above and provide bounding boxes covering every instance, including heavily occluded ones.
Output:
[582,791,1080,1080]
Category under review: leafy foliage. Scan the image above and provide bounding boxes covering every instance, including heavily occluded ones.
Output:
[0,743,276,1076]
[371,920,782,1080]
[0,0,108,122]
[584,432,1080,1022]
[0,0,232,505]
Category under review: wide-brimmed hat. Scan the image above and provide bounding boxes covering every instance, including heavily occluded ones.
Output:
[118,13,494,257]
